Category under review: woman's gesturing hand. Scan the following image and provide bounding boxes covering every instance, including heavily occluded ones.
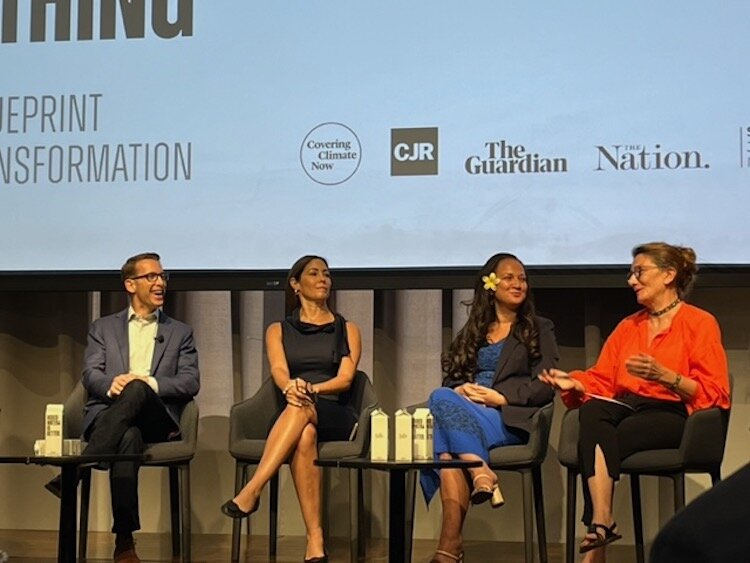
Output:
[625,353,666,381]
[538,368,584,392]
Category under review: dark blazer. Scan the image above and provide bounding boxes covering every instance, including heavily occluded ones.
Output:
[81,308,200,437]
[442,316,558,434]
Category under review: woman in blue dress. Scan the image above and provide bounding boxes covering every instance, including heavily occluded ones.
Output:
[422,253,559,563]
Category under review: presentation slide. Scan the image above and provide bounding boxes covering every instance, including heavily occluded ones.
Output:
[1,0,748,271]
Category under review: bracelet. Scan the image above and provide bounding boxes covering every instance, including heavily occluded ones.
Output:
[668,373,682,391]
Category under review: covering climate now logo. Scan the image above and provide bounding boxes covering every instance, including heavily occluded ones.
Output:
[1,0,193,43]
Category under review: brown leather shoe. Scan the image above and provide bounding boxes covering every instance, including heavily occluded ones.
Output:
[113,537,140,563]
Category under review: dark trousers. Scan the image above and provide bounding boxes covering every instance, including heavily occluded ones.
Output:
[83,380,179,534]
[650,462,750,563]
[577,395,687,525]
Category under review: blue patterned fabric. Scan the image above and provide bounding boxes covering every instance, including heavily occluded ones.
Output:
[420,341,525,505]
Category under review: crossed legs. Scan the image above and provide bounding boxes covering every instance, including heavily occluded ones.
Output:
[434,453,470,561]
[231,403,325,559]
[432,452,498,562]
[291,424,325,560]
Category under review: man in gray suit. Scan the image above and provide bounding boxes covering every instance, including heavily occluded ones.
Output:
[46,252,200,563]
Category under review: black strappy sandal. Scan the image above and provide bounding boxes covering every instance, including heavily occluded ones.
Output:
[579,522,622,553]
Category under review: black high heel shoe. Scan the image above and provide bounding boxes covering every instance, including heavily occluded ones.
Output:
[304,552,328,563]
[220,497,260,519]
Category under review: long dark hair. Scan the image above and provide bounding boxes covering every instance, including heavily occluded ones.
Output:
[284,255,333,316]
[442,253,540,381]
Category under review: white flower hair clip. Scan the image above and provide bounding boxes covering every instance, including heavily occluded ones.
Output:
[482,272,499,292]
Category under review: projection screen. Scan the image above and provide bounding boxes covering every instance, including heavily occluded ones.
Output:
[1,0,748,272]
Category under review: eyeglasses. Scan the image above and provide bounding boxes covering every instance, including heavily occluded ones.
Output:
[130,272,169,283]
[626,266,658,281]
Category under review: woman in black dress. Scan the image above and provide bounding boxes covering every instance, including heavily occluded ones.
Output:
[221,255,361,563]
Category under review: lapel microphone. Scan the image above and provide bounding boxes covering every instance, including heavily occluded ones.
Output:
[155,334,164,343]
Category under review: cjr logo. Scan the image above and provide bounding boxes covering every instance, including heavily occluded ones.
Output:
[391,127,438,176]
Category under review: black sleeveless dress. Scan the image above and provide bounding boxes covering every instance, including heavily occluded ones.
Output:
[281,309,358,442]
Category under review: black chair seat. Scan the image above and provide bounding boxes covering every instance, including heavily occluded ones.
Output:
[488,402,554,563]
[227,370,377,562]
[404,401,554,563]
[63,380,198,563]
[557,402,730,563]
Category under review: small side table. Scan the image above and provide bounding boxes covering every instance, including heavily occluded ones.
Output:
[316,457,481,562]
[0,453,145,562]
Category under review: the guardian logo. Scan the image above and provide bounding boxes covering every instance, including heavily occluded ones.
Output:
[465,140,567,175]
[391,127,438,176]
[1,0,193,43]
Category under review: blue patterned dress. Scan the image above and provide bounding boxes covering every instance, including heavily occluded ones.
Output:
[420,340,525,504]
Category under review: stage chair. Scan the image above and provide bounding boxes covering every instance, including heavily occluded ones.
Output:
[227,370,377,562]
[404,401,554,563]
[557,398,731,563]
[63,380,199,563]
[488,401,554,563]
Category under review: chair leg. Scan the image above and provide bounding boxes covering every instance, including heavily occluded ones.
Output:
[520,470,534,563]
[357,468,366,560]
[532,466,548,563]
[404,470,417,563]
[78,468,91,562]
[269,472,279,556]
[565,469,577,563]
[231,463,246,563]
[244,467,252,544]
[673,473,685,512]
[630,474,645,563]
[348,468,361,562]
[179,464,191,563]
[710,467,722,486]
[169,466,180,558]
[322,467,331,550]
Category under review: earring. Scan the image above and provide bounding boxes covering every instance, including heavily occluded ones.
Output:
[294,289,299,295]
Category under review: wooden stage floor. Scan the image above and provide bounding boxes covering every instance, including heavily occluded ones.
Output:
[0,530,637,562]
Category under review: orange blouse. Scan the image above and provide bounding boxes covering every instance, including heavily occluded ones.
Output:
[562,303,730,414]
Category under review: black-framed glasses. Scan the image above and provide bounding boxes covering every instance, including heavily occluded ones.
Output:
[130,272,169,283]
[626,266,658,281]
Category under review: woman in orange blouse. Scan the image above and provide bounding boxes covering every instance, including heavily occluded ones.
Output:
[540,242,730,563]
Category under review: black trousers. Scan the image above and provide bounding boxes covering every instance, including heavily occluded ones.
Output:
[577,395,687,525]
[83,380,179,534]
[650,462,750,563]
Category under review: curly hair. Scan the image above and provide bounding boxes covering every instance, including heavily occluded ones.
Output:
[442,253,541,382]
[632,242,698,299]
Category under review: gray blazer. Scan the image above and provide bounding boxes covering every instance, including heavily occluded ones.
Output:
[81,308,200,437]
[443,316,558,434]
